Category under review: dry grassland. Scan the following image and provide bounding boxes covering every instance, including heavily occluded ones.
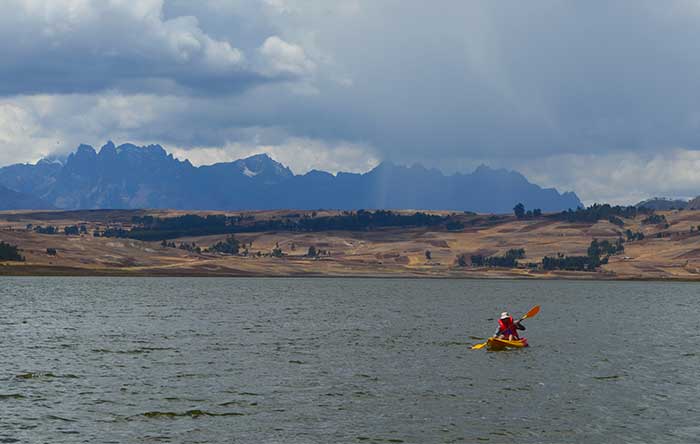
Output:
[2,209,700,280]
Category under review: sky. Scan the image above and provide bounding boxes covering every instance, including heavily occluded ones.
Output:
[2,0,700,204]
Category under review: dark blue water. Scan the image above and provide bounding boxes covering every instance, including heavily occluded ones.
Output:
[1,277,698,443]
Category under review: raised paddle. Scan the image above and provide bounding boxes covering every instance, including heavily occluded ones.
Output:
[470,305,541,350]
[521,304,540,321]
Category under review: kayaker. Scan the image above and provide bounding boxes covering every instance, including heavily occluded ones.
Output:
[494,312,525,340]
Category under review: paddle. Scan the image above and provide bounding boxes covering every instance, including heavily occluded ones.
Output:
[521,304,540,321]
[470,305,540,350]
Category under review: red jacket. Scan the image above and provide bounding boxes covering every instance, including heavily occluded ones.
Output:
[497,316,521,338]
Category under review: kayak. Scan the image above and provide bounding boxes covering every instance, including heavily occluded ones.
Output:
[486,337,528,350]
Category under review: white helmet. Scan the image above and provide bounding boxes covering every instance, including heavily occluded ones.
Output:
[500,312,510,319]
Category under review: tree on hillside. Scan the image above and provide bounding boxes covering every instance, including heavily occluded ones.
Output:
[35,225,57,235]
[64,225,80,236]
[425,250,432,261]
[456,254,468,267]
[210,235,241,255]
[513,203,525,219]
[307,245,318,257]
[0,242,24,261]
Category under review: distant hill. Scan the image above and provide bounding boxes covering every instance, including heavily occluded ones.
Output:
[0,184,54,210]
[636,197,688,210]
[686,196,700,210]
[0,142,582,212]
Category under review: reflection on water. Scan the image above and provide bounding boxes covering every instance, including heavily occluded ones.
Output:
[1,277,699,443]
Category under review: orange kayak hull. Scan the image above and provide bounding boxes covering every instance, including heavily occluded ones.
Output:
[486,337,528,350]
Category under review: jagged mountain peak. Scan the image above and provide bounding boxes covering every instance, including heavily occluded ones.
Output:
[0,142,582,212]
[38,155,66,166]
[114,143,167,156]
[70,144,97,160]
[232,153,293,181]
[101,140,116,150]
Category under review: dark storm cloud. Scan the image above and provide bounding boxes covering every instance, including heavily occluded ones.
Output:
[117,0,700,164]
[250,0,700,162]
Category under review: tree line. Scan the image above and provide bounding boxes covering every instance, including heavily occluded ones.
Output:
[542,238,624,271]
[103,210,450,241]
[550,203,651,223]
[460,248,526,268]
[456,238,626,272]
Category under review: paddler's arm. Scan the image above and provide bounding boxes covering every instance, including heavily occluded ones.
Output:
[515,321,526,330]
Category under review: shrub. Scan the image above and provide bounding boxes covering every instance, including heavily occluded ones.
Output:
[210,235,240,255]
[642,214,667,225]
[0,242,24,261]
[64,225,80,236]
[456,254,468,267]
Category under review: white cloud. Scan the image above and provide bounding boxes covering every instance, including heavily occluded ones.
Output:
[518,149,700,205]
[0,0,310,95]
[258,36,316,77]
[0,100,67,165]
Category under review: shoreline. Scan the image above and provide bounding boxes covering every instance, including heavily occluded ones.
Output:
[2,263,699,282]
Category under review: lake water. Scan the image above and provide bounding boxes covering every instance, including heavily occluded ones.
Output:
[1,277,699,443]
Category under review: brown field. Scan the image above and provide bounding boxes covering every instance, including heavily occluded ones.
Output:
[2,208,700,280]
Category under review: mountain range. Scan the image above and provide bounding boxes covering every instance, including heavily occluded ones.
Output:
[0,184,54,210]
[0,142,582,213]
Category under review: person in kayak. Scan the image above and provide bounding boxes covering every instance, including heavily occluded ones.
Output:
[495,312,525,340]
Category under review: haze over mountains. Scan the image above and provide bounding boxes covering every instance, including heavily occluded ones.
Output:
[0,142,582,213]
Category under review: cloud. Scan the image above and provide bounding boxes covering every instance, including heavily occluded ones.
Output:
[3,1,700,205]
[170,137,378,174]
[518,149,700,205]
[0,0,314,96]
[0,99,68,165]
[258,36,316,77]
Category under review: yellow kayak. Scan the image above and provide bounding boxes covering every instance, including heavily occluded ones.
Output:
[486,337,529,350]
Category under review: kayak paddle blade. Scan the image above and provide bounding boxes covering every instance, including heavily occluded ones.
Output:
[522,305,540,320]
[471,342,488,350]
